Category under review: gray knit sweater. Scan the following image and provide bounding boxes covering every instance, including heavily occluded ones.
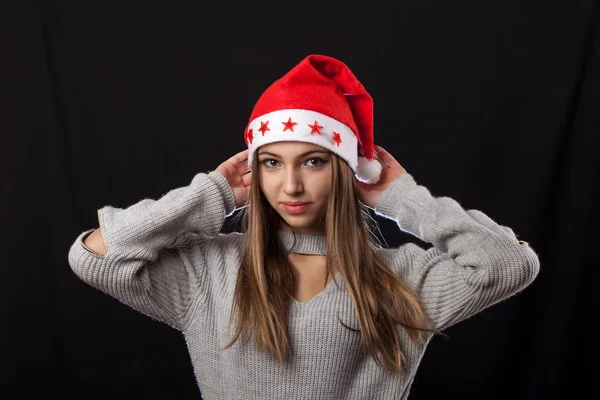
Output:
[68,170,540,399]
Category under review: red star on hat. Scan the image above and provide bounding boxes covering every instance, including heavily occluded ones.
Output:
[258,121,270,135]
[282,117,297,132]
[308,121,323,135]
[333,131,342,146]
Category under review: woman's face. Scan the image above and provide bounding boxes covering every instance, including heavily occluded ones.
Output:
[257,141,332,235]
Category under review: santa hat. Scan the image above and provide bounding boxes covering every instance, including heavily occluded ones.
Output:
[244,54,382,184]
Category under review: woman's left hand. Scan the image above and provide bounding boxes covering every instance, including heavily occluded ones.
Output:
[353,145,407,209]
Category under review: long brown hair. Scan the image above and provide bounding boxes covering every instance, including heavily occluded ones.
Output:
[223,151,440,373]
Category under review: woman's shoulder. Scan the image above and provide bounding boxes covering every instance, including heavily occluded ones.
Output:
[214,231,246,251]
[372,241,430,276]
[173,231,246,288]
[164,230,246,261]
[187,231,246,257]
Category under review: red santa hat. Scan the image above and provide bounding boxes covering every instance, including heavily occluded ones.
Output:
[244,54,382,184]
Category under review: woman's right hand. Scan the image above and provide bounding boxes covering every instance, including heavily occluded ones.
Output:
[216,149,253,209]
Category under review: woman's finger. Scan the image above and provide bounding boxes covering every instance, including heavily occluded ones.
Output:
[374,145,398,167]
[374,145,391,159]
[235,158,250,175]
[242,170,252,188]
[228,149,249,166]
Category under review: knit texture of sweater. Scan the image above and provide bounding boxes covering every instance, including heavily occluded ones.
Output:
[68,170,540,399]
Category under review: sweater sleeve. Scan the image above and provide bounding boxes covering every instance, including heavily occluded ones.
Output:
[67,170,237,330]
[374,172,540,331]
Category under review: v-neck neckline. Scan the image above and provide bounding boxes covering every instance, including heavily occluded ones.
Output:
[290,270,343,307]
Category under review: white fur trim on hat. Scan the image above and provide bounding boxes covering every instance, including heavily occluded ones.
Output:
[247,109,358,170]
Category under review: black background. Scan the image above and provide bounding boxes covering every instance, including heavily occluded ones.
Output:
[2,1,598,399]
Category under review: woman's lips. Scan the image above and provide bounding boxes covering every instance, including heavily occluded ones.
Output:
[282,203,310,214]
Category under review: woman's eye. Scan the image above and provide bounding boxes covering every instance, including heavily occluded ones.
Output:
[261,159,279,168]
[306,158,325,167]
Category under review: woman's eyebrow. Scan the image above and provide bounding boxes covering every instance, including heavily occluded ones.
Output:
[258,150,330,158]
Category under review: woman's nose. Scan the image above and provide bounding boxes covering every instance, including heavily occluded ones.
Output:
[283,170,303,194]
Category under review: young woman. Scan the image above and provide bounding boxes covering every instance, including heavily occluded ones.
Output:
[69,55,540,399]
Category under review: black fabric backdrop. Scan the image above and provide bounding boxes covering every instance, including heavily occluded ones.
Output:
[2,1,598,399]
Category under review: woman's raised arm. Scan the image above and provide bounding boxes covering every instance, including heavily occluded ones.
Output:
[68,149,250,330]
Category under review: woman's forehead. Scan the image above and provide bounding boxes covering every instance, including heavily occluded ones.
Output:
[258,141,330,156]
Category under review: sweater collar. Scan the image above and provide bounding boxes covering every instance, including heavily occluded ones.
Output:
[277,230,328,255]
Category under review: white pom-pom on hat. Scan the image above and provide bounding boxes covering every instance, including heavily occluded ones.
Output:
[355,156,382,184]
